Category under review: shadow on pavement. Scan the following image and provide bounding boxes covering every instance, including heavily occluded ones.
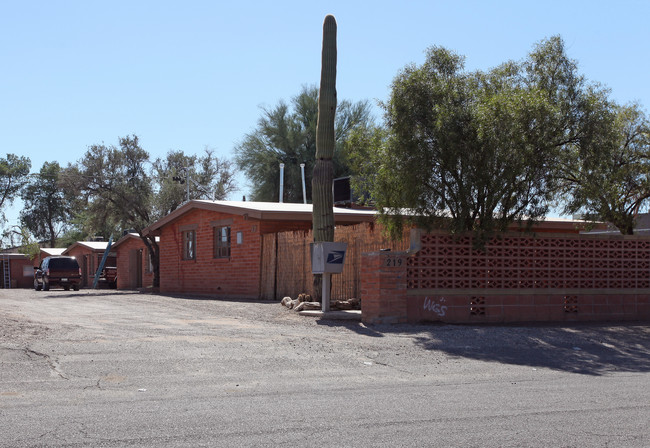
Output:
[320,319,650,376]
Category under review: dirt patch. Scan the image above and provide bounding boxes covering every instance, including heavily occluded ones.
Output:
[0,313,53,346]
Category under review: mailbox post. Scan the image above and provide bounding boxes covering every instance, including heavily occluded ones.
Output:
[311,241,347,312]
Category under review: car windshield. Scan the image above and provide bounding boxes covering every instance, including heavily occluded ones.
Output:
[48,258,79,269]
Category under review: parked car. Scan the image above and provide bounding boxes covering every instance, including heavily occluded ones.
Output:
[34,256,82,291]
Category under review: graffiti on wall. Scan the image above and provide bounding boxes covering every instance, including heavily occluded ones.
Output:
[423,296,447,317]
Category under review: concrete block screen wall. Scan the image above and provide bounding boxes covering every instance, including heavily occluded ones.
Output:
[361,232,650,324]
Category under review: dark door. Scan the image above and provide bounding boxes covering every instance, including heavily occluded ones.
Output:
[136,249,143,288]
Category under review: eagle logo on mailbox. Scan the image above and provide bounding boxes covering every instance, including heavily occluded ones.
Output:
[326,250,345,264]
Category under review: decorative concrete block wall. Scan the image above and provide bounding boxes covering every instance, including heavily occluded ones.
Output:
[361,232,650,324]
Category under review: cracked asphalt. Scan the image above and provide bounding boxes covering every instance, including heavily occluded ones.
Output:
[1,289,649,447]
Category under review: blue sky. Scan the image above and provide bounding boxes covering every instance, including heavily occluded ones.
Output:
[2,0,649,228]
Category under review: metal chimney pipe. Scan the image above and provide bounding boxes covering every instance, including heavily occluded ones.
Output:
[279,163,285,203]
[185,167,190,203]
[300,163,306,204]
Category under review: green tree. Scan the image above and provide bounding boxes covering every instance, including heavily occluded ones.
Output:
[56,228,87,250]
[559,103,650,234]
[0,154,31,223]
[20,161,71,247]
[235,85,372,202]
[0,226,40,259]
[152,148,237,216]
[16,227,40,260]
[352,36,607,240]
[61,135,161,286]
[61,135,238,288]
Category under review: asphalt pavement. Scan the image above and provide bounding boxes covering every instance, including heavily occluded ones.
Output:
[1,289,649,447]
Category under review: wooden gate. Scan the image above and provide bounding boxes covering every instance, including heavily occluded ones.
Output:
[260,223,408,300]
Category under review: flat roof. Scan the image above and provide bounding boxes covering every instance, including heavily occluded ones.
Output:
[0,253,30,260]
[40,248,66,256]
[62,241,115,255]
[144,200,377,234]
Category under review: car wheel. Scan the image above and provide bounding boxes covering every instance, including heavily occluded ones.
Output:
[34,278,42,291]
[72,285,79,291]
[43,278,50,291]
[64,285,70,291]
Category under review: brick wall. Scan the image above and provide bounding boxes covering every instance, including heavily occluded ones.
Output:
[360,231,650,324]
[158,209,267,297]
[361,251,408,324]
[405,293,650,323]
[115,237,154,290]
[4,257,34,288]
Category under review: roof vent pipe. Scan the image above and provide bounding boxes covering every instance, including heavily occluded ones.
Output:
[279,163,285,203]
[300,163,307,204]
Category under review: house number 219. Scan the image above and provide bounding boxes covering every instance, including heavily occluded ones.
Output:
[385,257,403,267]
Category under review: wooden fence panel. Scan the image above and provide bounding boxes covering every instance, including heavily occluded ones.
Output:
[259,233,277,300]
[276,232,311,299]
[262,223,409,301]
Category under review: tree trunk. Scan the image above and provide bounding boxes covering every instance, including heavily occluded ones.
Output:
[140,234,160,288]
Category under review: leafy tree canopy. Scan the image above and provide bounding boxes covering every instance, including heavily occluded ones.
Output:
[351,36,611,240]
[152,148,237,216]
[0,153,31,223]
[559,102,650,234]
[61,135,153,234]
[60,135,238,287]
[20,161,72,247]
[235,85,373,202]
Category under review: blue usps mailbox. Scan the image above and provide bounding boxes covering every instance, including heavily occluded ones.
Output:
[311,242,348,311]
[311,241,347,274]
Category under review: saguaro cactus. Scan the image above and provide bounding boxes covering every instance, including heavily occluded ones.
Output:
[312,14,337,244]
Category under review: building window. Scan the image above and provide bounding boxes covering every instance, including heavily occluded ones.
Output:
[183,230,196,260]
[214,226,231,258]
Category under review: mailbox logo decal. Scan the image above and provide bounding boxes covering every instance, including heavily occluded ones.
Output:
[326,250,345,264]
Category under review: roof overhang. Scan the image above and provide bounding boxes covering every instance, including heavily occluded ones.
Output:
[143,200,377,235]
[62,241,115,255]
[0,253,30,260]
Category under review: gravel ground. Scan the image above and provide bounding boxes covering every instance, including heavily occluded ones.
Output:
[1,288,649,447]
[2,288,650,376]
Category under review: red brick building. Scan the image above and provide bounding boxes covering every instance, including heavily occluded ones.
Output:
[144,200,376,298]
[1,253,34,289]
[63,241,116,288]
[112,233,154,290]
